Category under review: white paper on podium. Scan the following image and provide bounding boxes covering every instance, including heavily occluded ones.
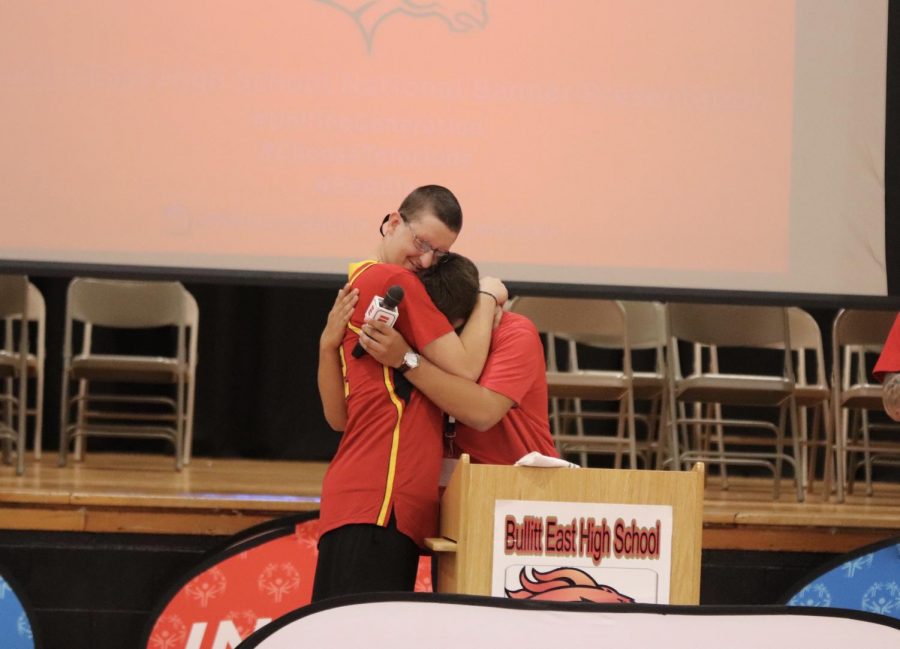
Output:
[513,452,579,468]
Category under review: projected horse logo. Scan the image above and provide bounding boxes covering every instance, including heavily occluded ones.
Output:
[316,0,488,51]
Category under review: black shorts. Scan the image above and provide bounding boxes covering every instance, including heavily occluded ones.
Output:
[311,516,420,602]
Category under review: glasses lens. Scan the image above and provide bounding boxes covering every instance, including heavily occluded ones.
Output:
[414,235,432,254]
[403,216,430,252]
[402,212,446,258]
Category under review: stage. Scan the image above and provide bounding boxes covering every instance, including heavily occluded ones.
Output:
[0,453,896,553]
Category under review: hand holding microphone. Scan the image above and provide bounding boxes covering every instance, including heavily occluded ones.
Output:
[352,285,405,358]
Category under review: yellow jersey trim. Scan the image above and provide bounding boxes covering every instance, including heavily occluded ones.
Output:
[342,260,377,398]
[376,365,404,526]
[345,259,401,527]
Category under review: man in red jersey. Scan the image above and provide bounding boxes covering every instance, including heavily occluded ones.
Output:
[312,186,505,602]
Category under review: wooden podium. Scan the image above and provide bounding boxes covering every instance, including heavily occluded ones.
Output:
[425,456,705,604]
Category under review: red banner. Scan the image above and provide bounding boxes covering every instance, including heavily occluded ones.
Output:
[146,517,432,649]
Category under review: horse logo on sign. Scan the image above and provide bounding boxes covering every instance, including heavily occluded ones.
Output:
[506,567,636,603]
[316,0,488,51]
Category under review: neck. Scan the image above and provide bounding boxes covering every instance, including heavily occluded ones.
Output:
[373,243,386,264]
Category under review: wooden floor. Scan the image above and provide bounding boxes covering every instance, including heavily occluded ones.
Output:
[0,452,327,537]
[702,474,900,552]
[0,452,897,553]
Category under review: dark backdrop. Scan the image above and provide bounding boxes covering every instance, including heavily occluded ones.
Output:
[32,277,345,462]
[28,275,854,465]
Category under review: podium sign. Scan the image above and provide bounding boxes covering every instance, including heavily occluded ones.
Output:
[493,500,673,603]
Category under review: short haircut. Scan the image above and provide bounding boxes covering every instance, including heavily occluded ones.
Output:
[418,253,480,326]
[399,185,463,233]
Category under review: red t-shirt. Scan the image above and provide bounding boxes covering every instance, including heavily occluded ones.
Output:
[874,313,900,381]
[453,312,558,465]
[319,261,454,547]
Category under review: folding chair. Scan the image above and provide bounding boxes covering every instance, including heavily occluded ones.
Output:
[542,301,668,468]
[508,297,645,467]
[831,309,898,501]
[59,278,198,470]
[0,275,30,475]
[2,282,46,459]
[180,288,199,466]
[666,303,803,501]
[783,308,832,496]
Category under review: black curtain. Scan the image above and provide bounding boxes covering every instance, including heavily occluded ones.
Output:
[886,0,899,295]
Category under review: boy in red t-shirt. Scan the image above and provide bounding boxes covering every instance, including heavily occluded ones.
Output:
[357,263,558,466]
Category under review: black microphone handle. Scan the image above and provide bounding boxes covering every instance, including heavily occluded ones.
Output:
[382,285,405,310]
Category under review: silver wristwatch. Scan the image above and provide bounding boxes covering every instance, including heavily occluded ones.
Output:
[398,351,420,373]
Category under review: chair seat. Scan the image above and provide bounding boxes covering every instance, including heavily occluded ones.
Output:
[71,354,185,383]
[840,384,883,410]
[0,351,37,378]
[546,370,628,400]
[676,374,793,406]
[794,384,830,407]
[554,434,635,451]
[632,372,666,400]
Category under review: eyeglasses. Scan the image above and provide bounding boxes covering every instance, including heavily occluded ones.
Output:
[398,212,448,259]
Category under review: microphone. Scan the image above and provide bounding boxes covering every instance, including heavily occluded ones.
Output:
[352,285,405,358]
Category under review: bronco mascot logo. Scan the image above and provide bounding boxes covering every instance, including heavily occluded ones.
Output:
[316,0,488,51]
[506,567,635,603]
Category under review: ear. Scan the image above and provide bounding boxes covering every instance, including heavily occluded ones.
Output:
[383,211,403,235]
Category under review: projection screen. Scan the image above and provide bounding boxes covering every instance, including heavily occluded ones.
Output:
[0,1,891,297]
